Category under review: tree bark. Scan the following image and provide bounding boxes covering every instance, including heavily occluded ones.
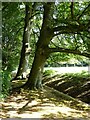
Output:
[49,47,90,58]
[22,2,90,89]
[23,3,54,89]
[24,47,49,89]
[13,4,32,80]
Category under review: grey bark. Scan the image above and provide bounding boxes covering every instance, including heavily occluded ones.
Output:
[13,4,32,80]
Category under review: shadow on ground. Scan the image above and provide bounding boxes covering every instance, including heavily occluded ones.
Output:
[43,73,90,104]
[0,85,90,119]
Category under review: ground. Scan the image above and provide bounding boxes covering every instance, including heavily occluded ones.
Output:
[43,72,90,104]
[0,85,90,119]
[0,71,90,119]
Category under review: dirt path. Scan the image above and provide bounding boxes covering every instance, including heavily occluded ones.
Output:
[0,86,90,119]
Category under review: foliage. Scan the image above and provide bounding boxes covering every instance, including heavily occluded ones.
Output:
[43,69,56,76]
[1,70,11,98]
[2,3,24,71]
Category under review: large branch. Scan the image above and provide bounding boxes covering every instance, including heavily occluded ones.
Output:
[53,24,86,35]
[70,1,74,19]
[49,47,90,58]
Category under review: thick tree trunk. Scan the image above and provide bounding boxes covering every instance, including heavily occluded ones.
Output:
[23,3,54,89]
[24,46,50,89]
[13,4,32,80]
[36,63,44,88]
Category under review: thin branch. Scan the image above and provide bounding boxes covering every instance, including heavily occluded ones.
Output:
[36,22,41,32]
[12,11,41,32]
[79,32,90,39]
[13,18,24,29]
[70,0,74,19]
[77,3,90,20]
[12,27,24,44]
[50,41,59,48]
[15,27,24,36]
[29,11,41,21]
[2,3,9,11]
[32,30,39,38]
[49,47,90,58]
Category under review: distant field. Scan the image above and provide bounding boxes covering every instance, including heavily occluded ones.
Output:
[44,67,89,74]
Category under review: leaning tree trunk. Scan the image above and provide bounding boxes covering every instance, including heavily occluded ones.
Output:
[13,4,32,80]
[24,46,50,89]
[23,3,54,89]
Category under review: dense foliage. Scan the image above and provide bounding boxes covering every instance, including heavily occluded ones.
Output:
[2,3,24,71]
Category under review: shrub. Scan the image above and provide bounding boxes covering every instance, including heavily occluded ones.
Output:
[0,70,11,99]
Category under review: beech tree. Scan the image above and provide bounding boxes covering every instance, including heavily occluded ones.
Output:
[13,3,33,79]
[23,2,90,89]
[13,3,42,80]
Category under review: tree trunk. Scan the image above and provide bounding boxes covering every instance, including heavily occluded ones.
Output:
[23,3,54,89]
[13,4,32,80]
[24,46,50,89]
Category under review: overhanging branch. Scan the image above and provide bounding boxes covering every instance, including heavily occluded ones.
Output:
[53,25,86,35]
[49,47,90,58]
